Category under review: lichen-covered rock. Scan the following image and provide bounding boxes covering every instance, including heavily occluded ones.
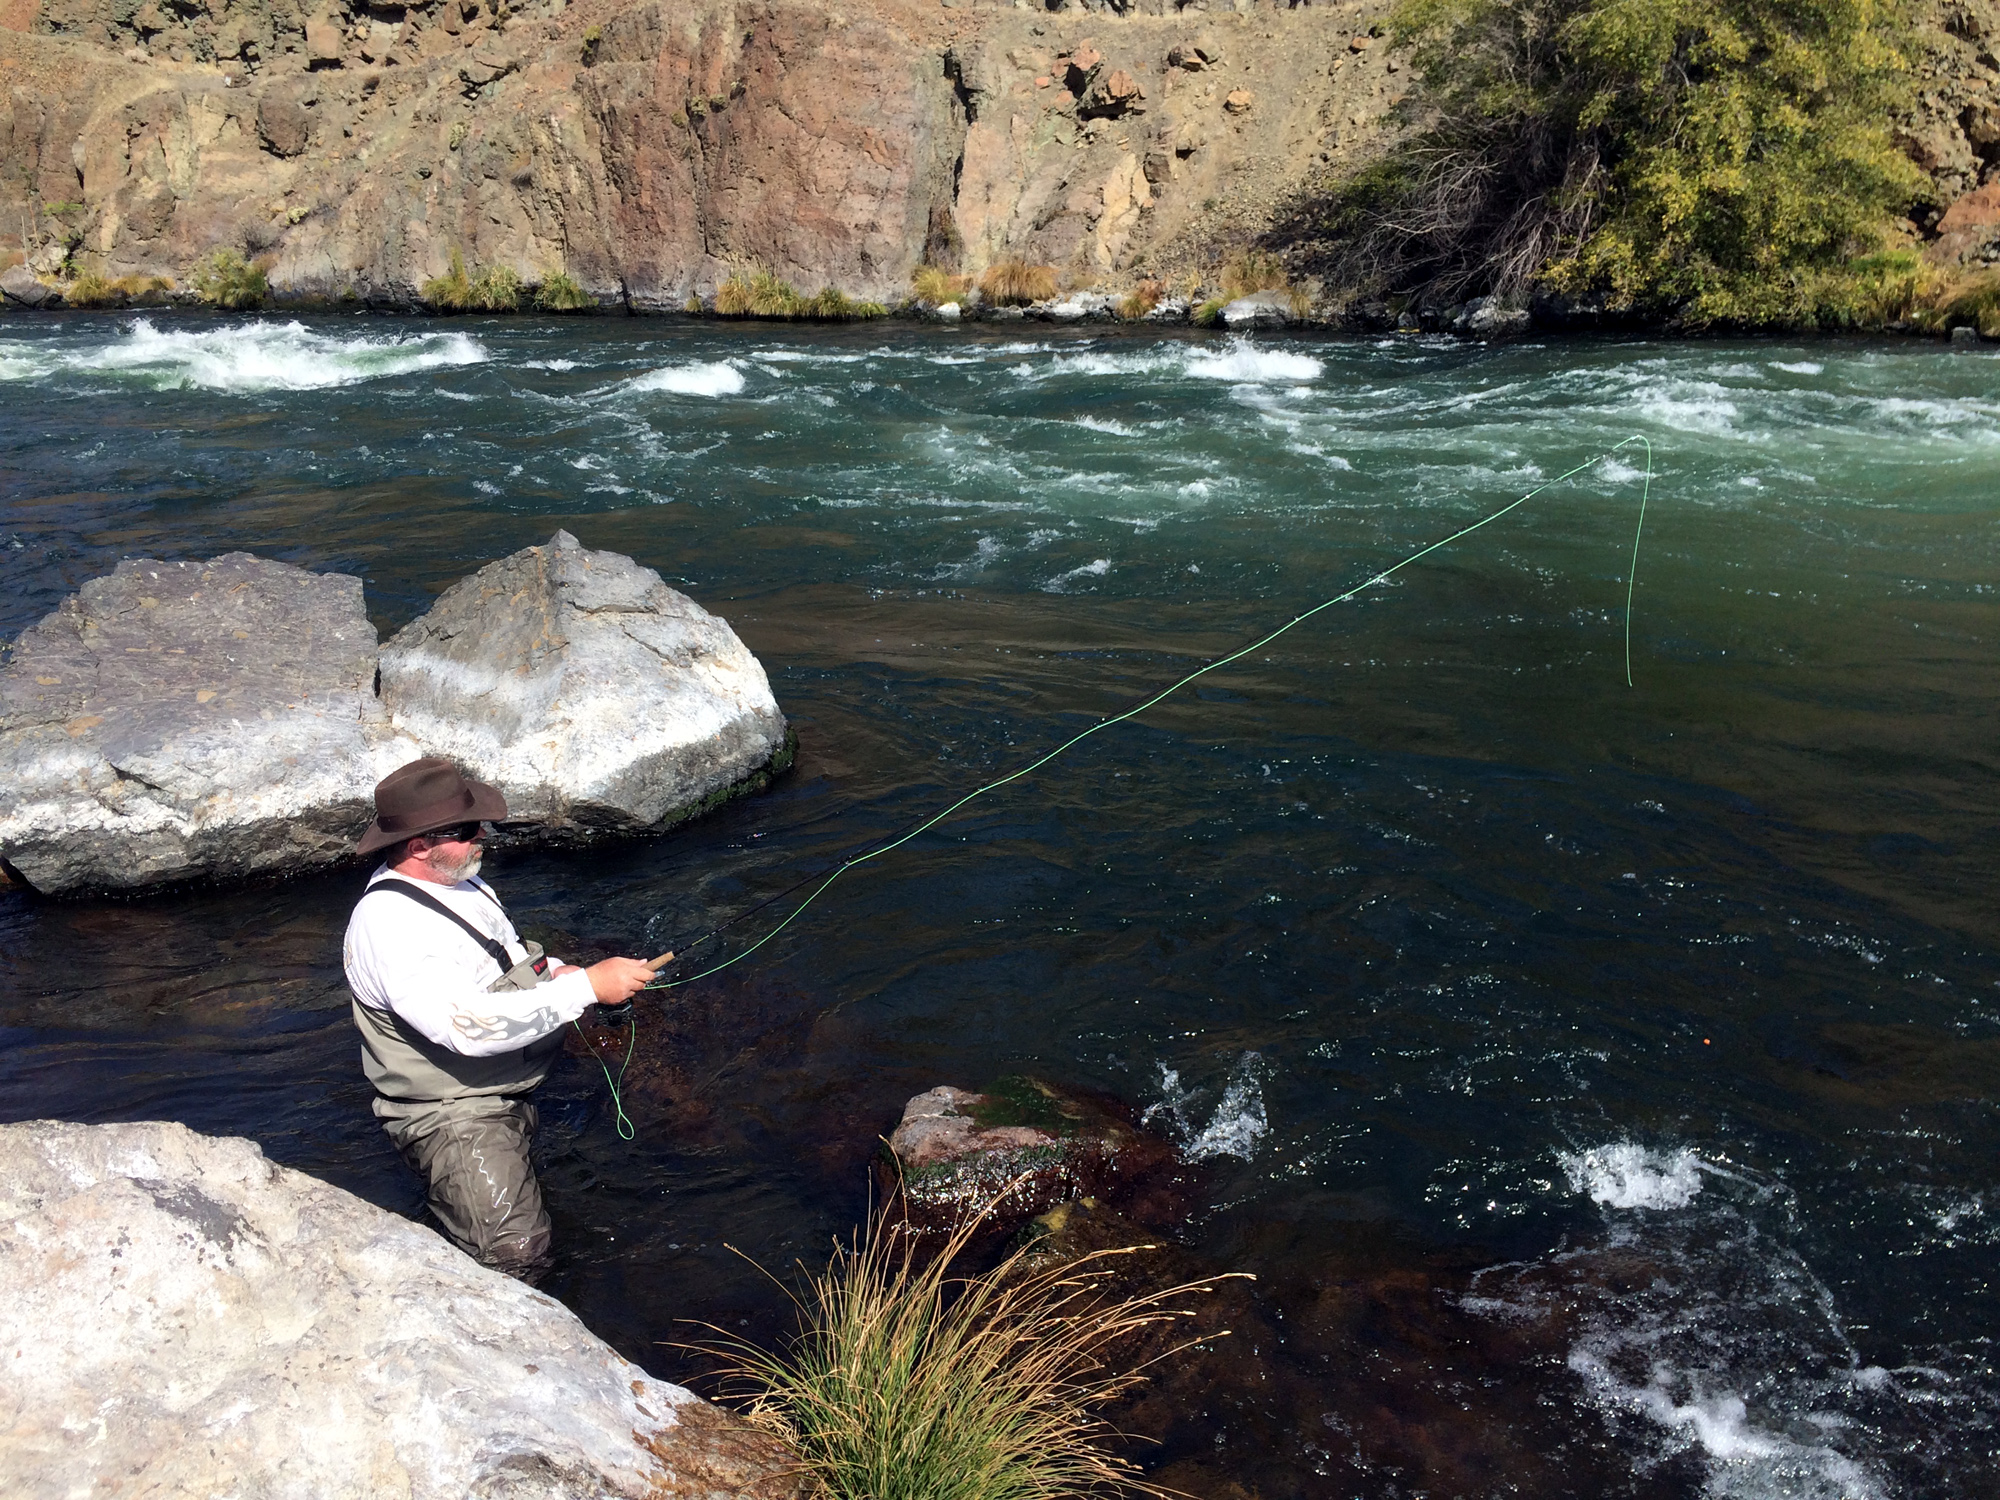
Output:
[0,553,419,895]
[881,1077,1190,1239]
[0,1119,803,1500]
[380,531,789,839]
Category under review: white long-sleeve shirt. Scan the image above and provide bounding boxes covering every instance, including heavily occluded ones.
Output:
[343,866,597,1057]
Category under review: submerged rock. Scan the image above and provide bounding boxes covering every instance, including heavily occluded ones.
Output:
[380,531,790,839]
[0,553,418,895]
[0,1120,801,1499]
[881,1077,1190,1238]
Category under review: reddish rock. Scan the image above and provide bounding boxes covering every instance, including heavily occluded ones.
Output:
[1224,89,1254,114]
[1349,33,1374,51]
[1938,181,2000,232]
[305,12,343,64]
[1079,66,1143,120]
[879,1078,1192,1241]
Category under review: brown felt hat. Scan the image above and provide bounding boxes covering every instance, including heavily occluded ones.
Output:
[356,757,509,857]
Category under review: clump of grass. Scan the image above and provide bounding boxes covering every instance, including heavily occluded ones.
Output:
[714,268,884,319]
[64,269,118,308]
[800,286,887,319]
[1116,278,1166,320]
[978,258,1060,306]
[1192,296,1228,326]
[422,249,522,312]
[534,270,595,312]
[1817,249,2000,336]
[189,248,269,309]
[1220,249,1288,298]
[911,264,972,307]
[700,1195,1235,1500]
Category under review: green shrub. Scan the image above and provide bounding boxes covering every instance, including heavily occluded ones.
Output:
[1311,0,1924,327]
[702,1199,1232,1500]
[534,270,596,311]
[189,248,269,309]
[1192,296,1229,326]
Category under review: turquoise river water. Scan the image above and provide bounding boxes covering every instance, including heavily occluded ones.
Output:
[1,312,1996,1497]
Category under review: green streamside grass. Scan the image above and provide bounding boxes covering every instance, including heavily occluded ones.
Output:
[699,1200,1237,1500]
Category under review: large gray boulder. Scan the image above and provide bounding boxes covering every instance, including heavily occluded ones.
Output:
[0,1120,801,1500]
[379,532,790,839]
[0,553,420,895]
[1,264,61,308]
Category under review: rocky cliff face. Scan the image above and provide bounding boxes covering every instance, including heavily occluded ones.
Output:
[3,0,1996,308]
[0,0,1413,305]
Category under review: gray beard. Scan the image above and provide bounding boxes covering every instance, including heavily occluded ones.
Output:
[426,846,483,885]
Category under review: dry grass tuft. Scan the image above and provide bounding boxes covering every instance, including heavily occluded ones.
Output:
[978,258,1061,306]
[421,249,520,312]
[63,269,118,308]
[1116,278,1167,320]
[1219,249,1289,298]
[697,1190,1241,1500]
[911,264,972,307]
[715,268,885,319]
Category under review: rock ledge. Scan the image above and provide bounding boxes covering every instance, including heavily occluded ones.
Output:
[0,1119,801,1500]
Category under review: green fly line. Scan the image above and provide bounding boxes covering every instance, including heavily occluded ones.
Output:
[574,1013,638,1140]
[643,434,1655,996]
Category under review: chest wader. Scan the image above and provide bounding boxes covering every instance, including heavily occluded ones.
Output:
[352,878,567,1278]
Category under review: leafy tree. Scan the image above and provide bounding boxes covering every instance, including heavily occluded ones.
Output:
[1310,0,1925,325]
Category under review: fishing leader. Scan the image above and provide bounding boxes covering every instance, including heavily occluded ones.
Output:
[343,757,657,1279]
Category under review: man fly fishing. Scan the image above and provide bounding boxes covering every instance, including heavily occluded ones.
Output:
[343,757,659,1280]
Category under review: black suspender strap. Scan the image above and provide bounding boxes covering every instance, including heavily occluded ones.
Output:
[369,878,516,970]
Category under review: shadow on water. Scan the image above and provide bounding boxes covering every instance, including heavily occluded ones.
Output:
[3,314,1998,1495]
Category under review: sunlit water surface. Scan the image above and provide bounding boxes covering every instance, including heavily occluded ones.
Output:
[2,312,1997,1497]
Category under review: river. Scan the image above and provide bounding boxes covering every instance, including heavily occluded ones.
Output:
[1,312,1995,1497]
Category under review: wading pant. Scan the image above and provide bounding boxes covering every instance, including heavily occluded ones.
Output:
[374,1094,552,1280]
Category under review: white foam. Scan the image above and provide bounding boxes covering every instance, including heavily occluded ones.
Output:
[1042,557,1111,593]
[1184,342,1324,384]
[625,360,746,397]
[1772,361,1824,375]
[0,317,488,391]
[522,357,580,371]
[1145,1054,1269,1162]
[1561,1142,1706,1209]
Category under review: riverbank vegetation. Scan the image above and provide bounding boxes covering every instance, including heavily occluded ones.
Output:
[714,268,887,319]
[978,259,1061,306]
[189,249,269,310]
[1307,0,1927,327]
[420,250,523,312]
[704,1203,1230,1500]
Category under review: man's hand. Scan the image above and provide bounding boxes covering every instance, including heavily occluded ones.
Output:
[583,957,655,1005]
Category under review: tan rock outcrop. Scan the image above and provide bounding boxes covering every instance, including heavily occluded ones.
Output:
[0,0,1410,303]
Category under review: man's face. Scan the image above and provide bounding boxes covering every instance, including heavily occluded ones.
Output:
[421,823,485,884]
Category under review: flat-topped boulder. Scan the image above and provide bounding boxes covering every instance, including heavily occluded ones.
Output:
[0,553,419,895]
[379,531,791,839]
[0,1119,802,1500]
[881,1077,1193,1239]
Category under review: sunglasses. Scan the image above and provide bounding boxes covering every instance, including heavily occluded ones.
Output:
[432,822,488,843]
